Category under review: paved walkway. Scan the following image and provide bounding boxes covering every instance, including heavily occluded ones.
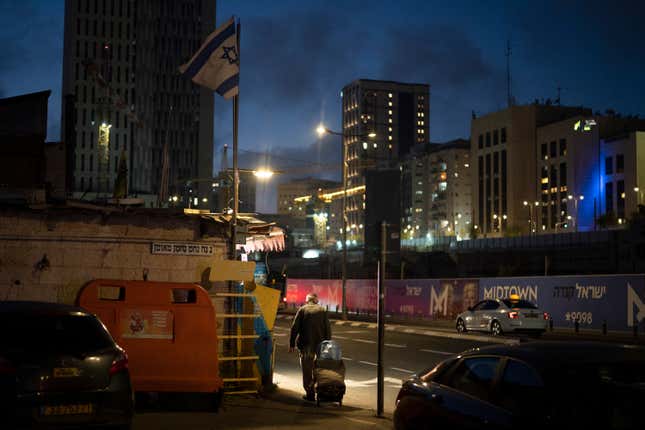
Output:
[134,388,392,430]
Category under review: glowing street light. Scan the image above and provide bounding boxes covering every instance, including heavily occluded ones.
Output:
[253,169,275,180]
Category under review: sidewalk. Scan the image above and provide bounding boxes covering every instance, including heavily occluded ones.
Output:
[277,311,645,345]
[133,388,392,430]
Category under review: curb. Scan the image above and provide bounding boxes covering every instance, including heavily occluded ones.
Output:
[275,314,520,345]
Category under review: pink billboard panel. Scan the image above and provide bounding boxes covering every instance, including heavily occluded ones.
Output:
[286,279,342,310]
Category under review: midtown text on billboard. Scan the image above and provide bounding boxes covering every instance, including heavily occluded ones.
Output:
[483,284,538,302]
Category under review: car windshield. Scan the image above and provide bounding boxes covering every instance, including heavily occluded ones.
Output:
[0,313,114,355]
[502,299,538,309]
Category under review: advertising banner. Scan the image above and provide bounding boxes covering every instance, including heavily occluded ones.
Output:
[120,309,174,339]
[285,279,342,310]
[345,279,377,312]
[384,279,436,317]
[479,275,645,331]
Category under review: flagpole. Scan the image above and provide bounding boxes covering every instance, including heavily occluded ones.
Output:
[231,19,240,260]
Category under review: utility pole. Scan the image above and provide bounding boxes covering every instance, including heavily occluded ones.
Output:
[377,221,386,418]
[342,138,348,320]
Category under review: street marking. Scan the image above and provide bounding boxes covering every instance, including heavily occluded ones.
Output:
[273,332,287,337]
[333,335,348,340]
[359,360,377,366]
[385,343,406,348]
[385,326,396,331]
[345,417,377,425]
[420,348,454,356]
[351,322,362,327]
[343,330,367,334]
[354,339,376,344]
[403,329,415,333]
[342,357,353,361]
[367,323,377,329]
[345,376,402,388]
[390,367,415,374]
[335,321,349,326]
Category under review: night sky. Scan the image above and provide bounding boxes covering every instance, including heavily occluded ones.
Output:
[1,0,644,212]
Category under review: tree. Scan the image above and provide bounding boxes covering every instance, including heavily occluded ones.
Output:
[503,224,523,238]
[596,212,617,229]
[469,223,480,239]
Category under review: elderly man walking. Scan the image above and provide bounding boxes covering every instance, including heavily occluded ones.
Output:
[289,293,332,401]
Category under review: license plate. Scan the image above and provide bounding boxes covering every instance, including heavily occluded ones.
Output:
[41,404,93,416]
[53,368,80,378]
[525,313,538,318]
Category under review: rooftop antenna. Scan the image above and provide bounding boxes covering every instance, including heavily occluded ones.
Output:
[556,85,562,105]
[506,39,513,108]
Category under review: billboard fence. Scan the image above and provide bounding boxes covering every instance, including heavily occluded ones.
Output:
[286,275,645,332]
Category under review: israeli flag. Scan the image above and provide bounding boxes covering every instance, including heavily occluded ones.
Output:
[179,17,239,99]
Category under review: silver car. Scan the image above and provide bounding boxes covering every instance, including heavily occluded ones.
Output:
[456,298,549,336]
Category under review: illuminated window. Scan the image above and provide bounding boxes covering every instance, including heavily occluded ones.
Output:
[388,127,393,132]
[362,142,368,150]
[388,144,392,149]
[388,110,393,115]
[388,93,392,98]
[389,118,392,123]
[388,101,392,107]
[388,136,392,141]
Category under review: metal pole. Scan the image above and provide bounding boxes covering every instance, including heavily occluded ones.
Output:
[341,137,348,320]
[231,21,240,260]
[377,221,386,417]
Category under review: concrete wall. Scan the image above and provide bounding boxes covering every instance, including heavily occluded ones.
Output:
[0,208,227,304]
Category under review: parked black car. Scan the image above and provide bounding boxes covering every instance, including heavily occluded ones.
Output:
[0,301,134,429]
[394,341,645,429]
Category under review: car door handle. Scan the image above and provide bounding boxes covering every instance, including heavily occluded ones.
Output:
[430,393,443,404]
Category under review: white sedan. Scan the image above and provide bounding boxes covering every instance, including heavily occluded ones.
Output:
[456,297,549,336]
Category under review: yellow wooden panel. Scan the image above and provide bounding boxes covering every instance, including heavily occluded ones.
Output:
[208,260,256,281]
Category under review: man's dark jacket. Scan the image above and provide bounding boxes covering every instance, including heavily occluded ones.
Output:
[289,303,332,353]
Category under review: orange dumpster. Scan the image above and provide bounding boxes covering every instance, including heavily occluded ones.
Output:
[78,280,223,395]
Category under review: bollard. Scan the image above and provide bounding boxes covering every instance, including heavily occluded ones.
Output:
[634,323,638,338]
[602,320,607,335]
[574,319,580,334]
[335,305,339,314]
[549,318,554,332]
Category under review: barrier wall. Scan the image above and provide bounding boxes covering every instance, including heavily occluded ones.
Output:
[286,278,479,320]
[479,275,645,332]
[286,275,645,332]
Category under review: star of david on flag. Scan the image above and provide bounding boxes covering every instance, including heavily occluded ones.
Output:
[179,17,239,99]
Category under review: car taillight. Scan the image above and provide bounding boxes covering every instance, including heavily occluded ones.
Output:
[543,312,550,320]
[109,352,128,376]
[508,311,519,319]
[0,358,15,375]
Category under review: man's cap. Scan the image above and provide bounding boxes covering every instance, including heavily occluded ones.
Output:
[306,293,319,304]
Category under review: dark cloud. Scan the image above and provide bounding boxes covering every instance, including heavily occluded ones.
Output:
[379,24,500,89]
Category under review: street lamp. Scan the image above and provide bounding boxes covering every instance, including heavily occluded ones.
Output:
[567,194,584,232]
[316,122,376,321]
[635,187,643,207]
[523,201,540,234]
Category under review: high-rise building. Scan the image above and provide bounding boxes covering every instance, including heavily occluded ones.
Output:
[471,103,591,237]
[61,0,215,206]
[277,178,340,217]
[426,139,472,240]
[400,139,472,248]
[341,79,429,246]
[535,115,645,233]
